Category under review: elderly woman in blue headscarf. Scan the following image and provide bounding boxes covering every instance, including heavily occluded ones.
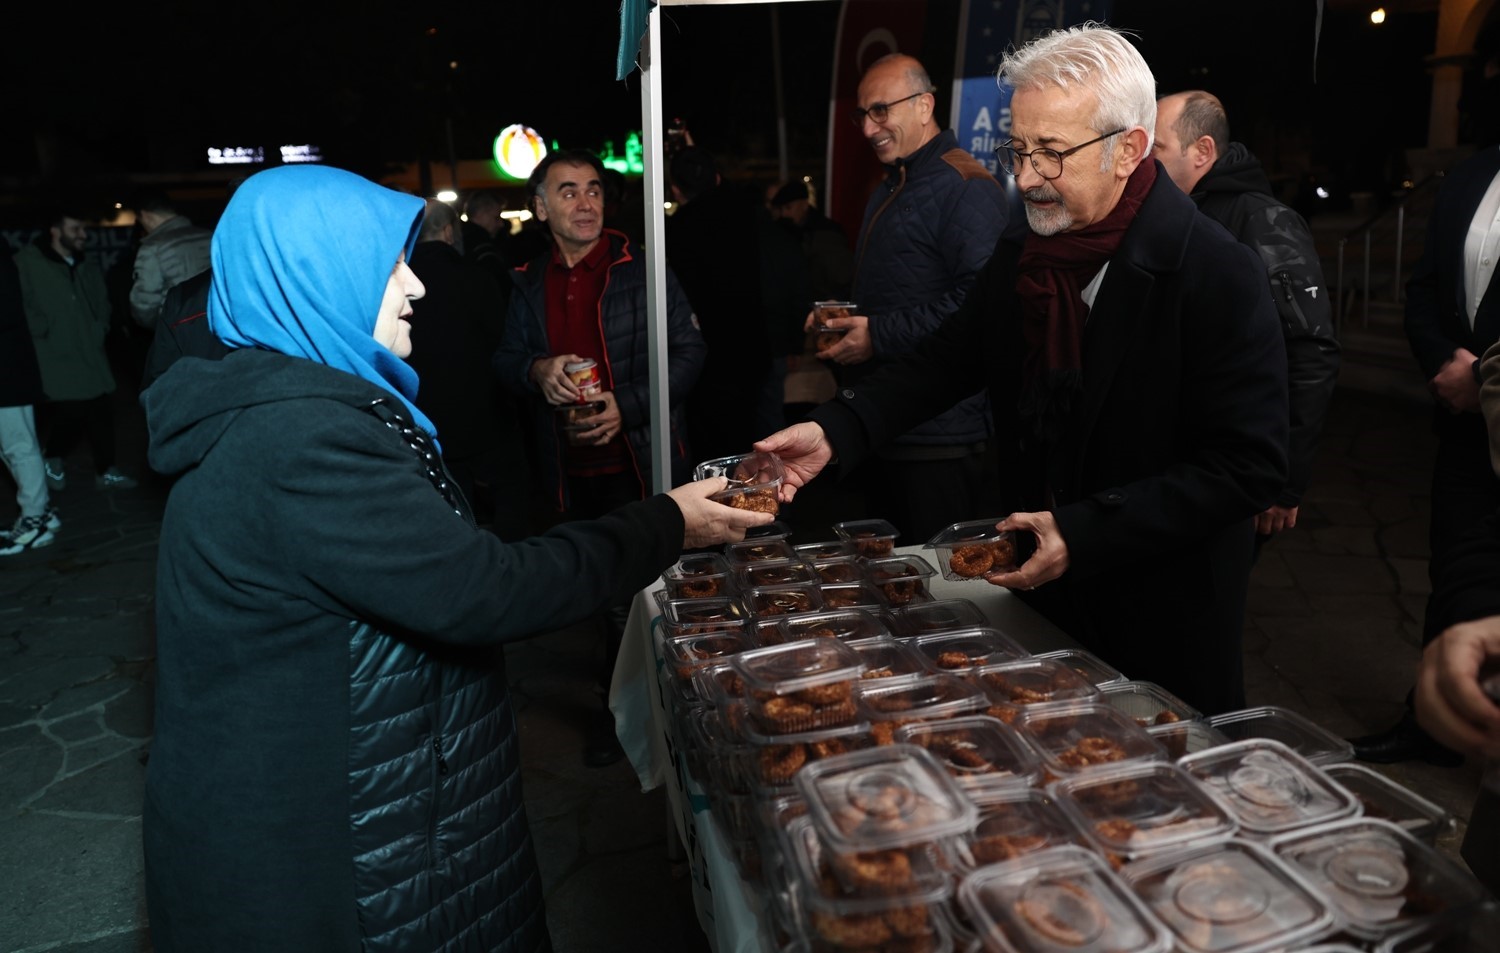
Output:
[139,165,769,953]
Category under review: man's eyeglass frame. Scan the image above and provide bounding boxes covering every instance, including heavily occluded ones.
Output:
[848,90,928,127]
[994,128,1127,180]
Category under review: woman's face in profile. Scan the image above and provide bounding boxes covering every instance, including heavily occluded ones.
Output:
[374,254,425,358]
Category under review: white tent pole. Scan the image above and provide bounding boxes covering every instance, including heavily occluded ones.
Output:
[640,2,672,495]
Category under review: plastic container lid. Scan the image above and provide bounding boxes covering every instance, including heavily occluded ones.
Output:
[1120,839,1336,953]
[944,787,1078,872]
[925,517,1020,581]
[779,609,890,645]
[855,673,990,725]
[782,815,952,910]
[794,539,854,560]
[792,743,978,852]
[971,657,1102,715]
[738,721,875,787]
[1270,818,1486,941]
[912,627,1030,673]
[806,555,865,584]
[888,598,990,636]
[1035,648,1129,686]
[660,553,735,600]
[817,581,888,612]
[832,518,901,558]
[863,554,939,607]
[1099,680,1204,729]
[894,714,1040,790]
[724,537,799,566]
[1378,898,1500,953]
[743,518,793,541]
[1207,705,1355,766]
[1149,719,1233,761]
[658,596,748,637]
[1180,738,1359,837]
[845,636,929,683]
[1051,761,1238,861]
[732,639,864,735]
[737,559,820,590]
[1016,702,1169,778]
[958,844,1171,953]
[661,629,753,681]
[553,399,607,430]
[1322,762,1455,845]
[690,659,746,708]
[746,582,826,619]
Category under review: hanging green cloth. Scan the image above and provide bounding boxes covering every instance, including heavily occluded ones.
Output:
[617,0,651,81]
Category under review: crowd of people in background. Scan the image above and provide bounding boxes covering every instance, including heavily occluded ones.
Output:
[2,18,1499,947]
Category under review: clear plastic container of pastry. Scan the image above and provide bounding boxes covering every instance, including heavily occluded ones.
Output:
[817,581,888,613]
[694,450,785,516]
[845,636,929,683]
[738,721,877,791]
[733,638,866,736]
[1034,647,1128,686]
[969,656,1102,724]
[957,844,1171,953]
[1179,738,1359,839]
[854,673,990,745]
[661,629,754,683]
[1321,762,1455,845]
[806,555,865,585]
[894,714,1041,792]
[1120,838,1336,953]
[796,539,856,561]
[747,582,827,620]
[862,554,939,608]
[925,518,1020,581]
[887,598,990,637]
[942,787,1079,873]
[911,627,1029,674]
[1050,761,1238,867]
[660,552,736,600]
[1148,718,1233,761]
[779,609,891,645]
[738,558,821,590]
[725,537,800,567]
[1014,702,1169,781]
[658,595,749,639]
[754,611,833,647]
[744,518,794,541]
[1098,680,1204,730]
[691,659,748,712]
[1206,705,1355,766]
[832,518,901,558]
[792,743,978,854]
[1270,817,1486,943]
[553,399,609,445]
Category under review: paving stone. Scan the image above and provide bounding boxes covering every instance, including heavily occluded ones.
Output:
[1307,524,1381,556]
[1278,551,1396,594]
[0,813,145,952]
[0,657,117,706]
[0,725,62,811]
[37,748,148,817]
[42,679,135,721]
[1380,517,1433,559]
[1302,592,1408,620]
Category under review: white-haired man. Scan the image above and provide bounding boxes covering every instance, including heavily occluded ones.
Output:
[757,22,1288,714]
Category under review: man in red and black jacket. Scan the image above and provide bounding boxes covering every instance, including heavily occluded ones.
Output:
[494,148,705,766]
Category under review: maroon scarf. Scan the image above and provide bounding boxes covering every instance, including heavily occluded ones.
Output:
[1016,158,1157,442]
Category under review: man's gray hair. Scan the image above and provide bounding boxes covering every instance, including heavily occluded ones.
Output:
[998,21,1157,164]
[419,198,459,243]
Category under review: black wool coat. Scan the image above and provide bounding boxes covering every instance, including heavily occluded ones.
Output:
[813,168,1288,715]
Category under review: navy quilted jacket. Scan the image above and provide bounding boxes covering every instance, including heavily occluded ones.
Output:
[845,129,1008,447]
[141,349,683,952]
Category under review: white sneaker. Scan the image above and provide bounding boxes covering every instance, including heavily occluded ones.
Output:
[43,507,61,531]
[96,468,137,490]
[0,514,56,555]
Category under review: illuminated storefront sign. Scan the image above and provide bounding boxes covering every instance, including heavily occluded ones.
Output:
[279,144,323,164]
[600,131,644,176]
[207,146,265,166]
[493,124,547,180]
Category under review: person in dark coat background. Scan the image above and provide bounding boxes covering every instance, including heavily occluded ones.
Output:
[406,198,519,535]
[0,243,59,552]
[758,24,1288,717]
[139,164,770,953]
[666,146,774,460]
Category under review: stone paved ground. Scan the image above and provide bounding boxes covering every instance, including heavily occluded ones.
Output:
[0,382,1489,952]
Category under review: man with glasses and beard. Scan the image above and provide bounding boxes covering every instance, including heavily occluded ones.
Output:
[758,23,1288,716]
[811,53,1009,541]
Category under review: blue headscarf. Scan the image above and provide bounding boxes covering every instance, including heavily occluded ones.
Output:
[207,165,437,440]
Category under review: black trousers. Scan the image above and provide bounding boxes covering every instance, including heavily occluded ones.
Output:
[564,470,645,694]
[1425,415,1500,643]
[40,394,116,475]
[858,443,998,544]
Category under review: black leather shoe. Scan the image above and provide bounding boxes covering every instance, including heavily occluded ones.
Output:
[1349,712,1464,767]
[584,711,625,768]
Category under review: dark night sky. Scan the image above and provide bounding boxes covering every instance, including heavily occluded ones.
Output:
[0,1,1473,210]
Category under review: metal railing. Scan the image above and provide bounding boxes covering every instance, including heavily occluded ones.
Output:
[1334,173,1443,328]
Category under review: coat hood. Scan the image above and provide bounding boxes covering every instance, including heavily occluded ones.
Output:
[1193,141,1275,200]
[143,349,385,478]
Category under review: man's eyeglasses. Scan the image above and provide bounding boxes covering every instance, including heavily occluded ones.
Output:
[994,129,1126,180]
[848,91,927,127]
